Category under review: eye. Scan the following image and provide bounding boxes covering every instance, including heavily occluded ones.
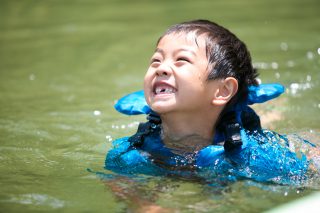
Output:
[150,58,161,65]
[177,57,191,63]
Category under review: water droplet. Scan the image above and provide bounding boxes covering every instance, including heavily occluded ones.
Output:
[111,124,119,129]
[287,60,295,67]
[271,62,279,69]
[93,110,101,116]
[256,78,262,84]
[29,74,35,81]
[280,42,288,51]
[253,62,268,70]
[275,72,280,79]
[121,125,126,129]
[284,191,288,196]
[290,83,299,95]
[317,47,320,55]
[306,75,311,82]
[105,135,113,142]
[307,51,314,60]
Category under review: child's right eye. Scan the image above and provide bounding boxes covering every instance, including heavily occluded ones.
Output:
[150,58,161,64]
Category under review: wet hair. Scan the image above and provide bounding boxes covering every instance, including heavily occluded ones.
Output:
[158,19,259,106]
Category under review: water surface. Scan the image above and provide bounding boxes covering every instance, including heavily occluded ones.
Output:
[0,0,319,212]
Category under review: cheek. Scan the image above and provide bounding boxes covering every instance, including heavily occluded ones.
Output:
[143,72,153,100]
[144,67,154,80]
[143,70,151,85]
[180,74,206,91]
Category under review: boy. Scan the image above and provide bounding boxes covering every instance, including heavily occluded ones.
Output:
[106,20,318,184]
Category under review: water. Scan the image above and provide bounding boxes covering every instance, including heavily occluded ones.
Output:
[0,0,319,212]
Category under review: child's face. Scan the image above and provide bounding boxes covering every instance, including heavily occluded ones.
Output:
[144,32,218,115]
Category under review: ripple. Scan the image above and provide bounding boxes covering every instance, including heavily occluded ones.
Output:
[6,193,65,209]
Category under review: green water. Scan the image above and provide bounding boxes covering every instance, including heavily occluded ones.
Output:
[0,0,319,212]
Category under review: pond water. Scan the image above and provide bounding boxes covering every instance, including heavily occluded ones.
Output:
[0,0,319,212]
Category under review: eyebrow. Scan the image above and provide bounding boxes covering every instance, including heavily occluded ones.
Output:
[154,48,165,55]
[154,48,197,56]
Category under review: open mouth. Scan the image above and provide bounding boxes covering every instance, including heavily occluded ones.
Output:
[153,83,177,95]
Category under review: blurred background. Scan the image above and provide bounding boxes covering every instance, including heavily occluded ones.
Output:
[0,0,319,212]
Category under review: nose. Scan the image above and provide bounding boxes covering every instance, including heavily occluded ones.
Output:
[156,62,172,77]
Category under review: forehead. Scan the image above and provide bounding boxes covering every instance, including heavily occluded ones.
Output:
[158,32,207,50]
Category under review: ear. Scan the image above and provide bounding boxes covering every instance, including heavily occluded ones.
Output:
[212,77,238,106]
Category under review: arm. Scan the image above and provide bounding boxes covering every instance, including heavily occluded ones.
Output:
[103,176,174,213]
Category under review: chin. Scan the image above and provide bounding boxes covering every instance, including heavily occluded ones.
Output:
[150,103,175,115]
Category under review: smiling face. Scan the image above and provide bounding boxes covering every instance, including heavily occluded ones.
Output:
[144,32,219,115]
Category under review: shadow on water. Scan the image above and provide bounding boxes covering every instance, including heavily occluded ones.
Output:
[0,0,319,212]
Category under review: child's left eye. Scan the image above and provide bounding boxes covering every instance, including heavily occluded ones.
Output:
[177,57,191,63]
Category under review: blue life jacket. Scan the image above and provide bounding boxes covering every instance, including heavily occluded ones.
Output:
[106,84,314,185]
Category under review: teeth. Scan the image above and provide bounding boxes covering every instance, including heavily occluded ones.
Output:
[165,88,173,93]
[155,86,175,94]
[155,87,162,94]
